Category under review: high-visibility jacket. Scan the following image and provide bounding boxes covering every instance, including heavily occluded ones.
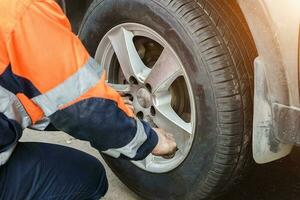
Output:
[0,0,158,165]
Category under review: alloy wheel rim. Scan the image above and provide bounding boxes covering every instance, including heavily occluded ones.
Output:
[95,23,196,173]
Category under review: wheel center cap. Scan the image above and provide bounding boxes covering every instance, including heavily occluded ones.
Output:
[136,88,152,108]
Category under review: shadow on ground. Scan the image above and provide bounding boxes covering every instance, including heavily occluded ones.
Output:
[218,148,300,200]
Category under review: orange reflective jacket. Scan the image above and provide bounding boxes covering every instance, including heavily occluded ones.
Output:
[0,0,158,165]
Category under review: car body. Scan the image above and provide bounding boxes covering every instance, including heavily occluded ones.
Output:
[238,0,300,163]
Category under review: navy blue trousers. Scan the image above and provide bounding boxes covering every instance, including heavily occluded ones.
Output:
[0,142,108,200]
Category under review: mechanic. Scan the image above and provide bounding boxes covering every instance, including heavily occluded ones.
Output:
[0,0,177,199]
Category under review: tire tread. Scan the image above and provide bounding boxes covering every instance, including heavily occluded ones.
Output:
[164,0,256,198]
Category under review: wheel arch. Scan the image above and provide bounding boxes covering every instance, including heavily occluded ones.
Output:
[237,0,291,104]
[57,0,93,33]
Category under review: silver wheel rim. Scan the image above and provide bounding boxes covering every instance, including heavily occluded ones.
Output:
[95,23,196,173]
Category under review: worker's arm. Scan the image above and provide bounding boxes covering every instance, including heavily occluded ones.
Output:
[5,0,159,160]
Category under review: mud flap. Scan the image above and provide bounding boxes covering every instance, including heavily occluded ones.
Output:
[253,58,293,164]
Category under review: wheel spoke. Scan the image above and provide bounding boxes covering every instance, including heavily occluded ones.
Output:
[108,27,150,82]
[153,93,192,139]
[145,47,183,93]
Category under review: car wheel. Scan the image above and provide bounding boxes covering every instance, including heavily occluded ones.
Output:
[79,0,256,199]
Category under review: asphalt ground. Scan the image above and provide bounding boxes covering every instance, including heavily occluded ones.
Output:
[21,129,300,200]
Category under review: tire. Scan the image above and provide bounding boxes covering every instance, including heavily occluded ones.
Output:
[79,0,257,199]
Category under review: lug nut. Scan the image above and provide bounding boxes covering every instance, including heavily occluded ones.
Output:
[128,94,134,101]
[145,83,152,93]
[150,106,156,116]
[129,76,138,85]
[136,111,144,120]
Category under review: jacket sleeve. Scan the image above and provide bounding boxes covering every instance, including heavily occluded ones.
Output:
[6,0,158,160]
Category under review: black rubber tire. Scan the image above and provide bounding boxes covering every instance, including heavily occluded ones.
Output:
[79,0,257,199]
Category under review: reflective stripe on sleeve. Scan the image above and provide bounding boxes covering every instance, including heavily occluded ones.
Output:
[29,117,51,131]
[0,86,31,128]
[32,57,103,116]
[102,119,148,158]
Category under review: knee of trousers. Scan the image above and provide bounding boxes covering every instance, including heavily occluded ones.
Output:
[85,158,109,199]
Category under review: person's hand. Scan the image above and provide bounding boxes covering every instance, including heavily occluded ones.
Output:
[152,128,177,158]
[117,88,177,158]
